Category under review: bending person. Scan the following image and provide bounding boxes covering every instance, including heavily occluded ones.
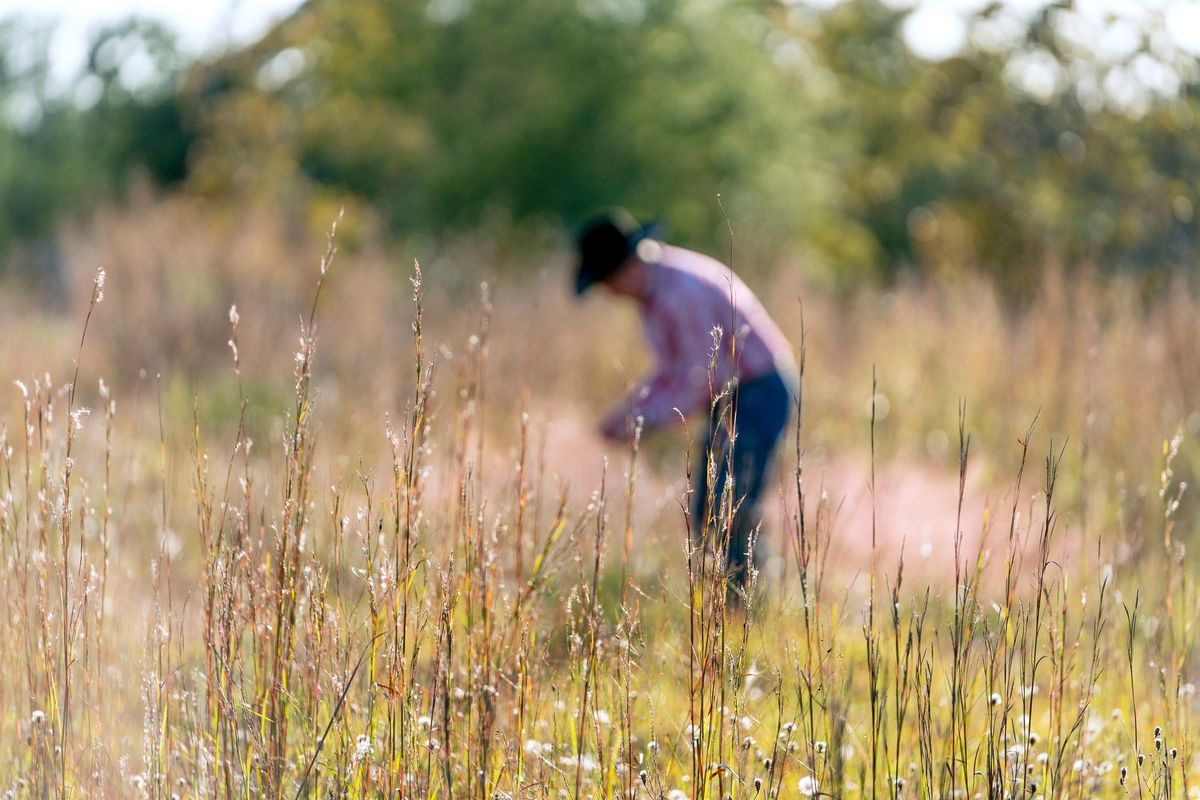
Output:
[574,210,798,595]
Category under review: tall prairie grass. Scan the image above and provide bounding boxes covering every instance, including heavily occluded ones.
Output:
[0,201,1195,799]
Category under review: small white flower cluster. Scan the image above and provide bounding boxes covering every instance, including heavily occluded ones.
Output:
[558,753,597,773]
[351,734,372,766]
[523,739,554,758]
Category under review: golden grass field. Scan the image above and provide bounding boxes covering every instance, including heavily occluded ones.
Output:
[0,199,1197,799]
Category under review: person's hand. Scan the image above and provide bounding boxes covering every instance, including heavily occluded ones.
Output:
[599,410,633,443]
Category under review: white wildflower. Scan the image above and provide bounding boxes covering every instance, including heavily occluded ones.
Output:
[352,734,372,765]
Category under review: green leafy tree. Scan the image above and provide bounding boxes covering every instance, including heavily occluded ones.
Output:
[2,0,1198,295]
[785,0,1200,291]
[0,16,192,275]
[187,0,826,259]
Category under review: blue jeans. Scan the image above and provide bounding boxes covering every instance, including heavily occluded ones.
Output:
[692,368,797,588]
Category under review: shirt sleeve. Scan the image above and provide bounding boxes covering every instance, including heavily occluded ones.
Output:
[616,291,717,429]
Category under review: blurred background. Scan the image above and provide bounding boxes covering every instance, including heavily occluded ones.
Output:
[5,0,1200,292]
[4,6,1200,793]
[1,0,1199,569]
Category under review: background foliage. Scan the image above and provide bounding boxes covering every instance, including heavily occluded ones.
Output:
[1,0,1199,291]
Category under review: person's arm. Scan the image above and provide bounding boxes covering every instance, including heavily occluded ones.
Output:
[600,295,714,440]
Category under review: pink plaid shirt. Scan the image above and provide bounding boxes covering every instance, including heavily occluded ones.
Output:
[617,244,795,428]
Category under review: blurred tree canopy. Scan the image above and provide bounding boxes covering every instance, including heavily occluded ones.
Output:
[0,18,192,268]
[183,0,822,261]
[793,0,1200,289]
[1,0,1199,293]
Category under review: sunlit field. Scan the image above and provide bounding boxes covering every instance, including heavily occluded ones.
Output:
[0,203,1197,800]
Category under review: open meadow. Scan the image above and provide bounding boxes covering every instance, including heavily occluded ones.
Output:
[0,201,1196,799]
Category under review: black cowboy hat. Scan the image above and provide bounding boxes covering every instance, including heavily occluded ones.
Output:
[573,210,659,296]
